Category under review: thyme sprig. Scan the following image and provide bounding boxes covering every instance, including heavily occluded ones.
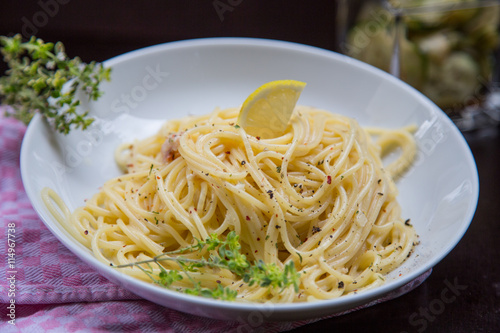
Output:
[0,34,111,134]
[115,231,300,301]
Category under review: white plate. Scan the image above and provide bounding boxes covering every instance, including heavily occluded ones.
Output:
[20,38,479,321]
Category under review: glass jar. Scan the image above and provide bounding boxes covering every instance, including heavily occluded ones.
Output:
[340,0,500,131]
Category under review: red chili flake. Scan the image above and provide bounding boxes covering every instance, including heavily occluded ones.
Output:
[254,250,258,253]
[327,175,332,184]
[225,151,231,154]
[156,176,161,180]
[332,228,335,231]
[256,136,261,140]
[246,216,250,221]
[257,238,260,241]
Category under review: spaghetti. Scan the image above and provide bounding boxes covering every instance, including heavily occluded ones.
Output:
[43,106,417,302]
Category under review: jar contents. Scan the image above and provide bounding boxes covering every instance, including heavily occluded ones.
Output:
[345,0,500,118]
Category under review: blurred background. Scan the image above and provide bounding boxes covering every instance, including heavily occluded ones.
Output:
[0,1,346,73]
[2,0,500,131]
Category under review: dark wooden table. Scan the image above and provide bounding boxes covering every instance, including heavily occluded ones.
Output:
[1,1,498,332]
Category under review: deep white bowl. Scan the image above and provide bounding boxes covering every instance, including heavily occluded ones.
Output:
[20,38,479,321]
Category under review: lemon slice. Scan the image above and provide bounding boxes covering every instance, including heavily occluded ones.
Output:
[237,80,306,139]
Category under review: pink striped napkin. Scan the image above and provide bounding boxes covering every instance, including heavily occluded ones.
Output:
[0,110,430,332]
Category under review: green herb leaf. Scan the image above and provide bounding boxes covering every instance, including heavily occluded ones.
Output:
[0,34,111,134]
[114,231,301,300]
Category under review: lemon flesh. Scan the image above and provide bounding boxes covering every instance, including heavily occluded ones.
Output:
[237,80,306,139]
